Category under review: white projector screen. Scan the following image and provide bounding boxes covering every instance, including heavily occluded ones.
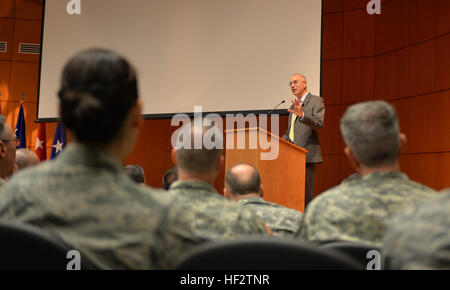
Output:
[38,0,322,119]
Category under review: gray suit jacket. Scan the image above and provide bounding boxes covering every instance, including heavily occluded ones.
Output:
[282,93,324,163]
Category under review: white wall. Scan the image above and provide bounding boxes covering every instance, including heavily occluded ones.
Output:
[38,0,322,118]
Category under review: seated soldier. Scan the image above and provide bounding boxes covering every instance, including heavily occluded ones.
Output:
[0,49,204,269]
[224,163,303,238]
[162,165,178,190]
[300,101,436,247]
[0,116,17,185]
[169,123,271,240]
[124,164,146,185]
[382,189,450,270]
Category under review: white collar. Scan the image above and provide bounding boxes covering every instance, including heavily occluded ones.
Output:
[300,92,309,102]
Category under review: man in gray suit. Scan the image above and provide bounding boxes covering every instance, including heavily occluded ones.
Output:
[282,74,325,206]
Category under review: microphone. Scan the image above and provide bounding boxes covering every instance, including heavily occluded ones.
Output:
[268,100,285,116]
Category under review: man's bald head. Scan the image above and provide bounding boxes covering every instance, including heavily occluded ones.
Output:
[15,149,40,170]
[291,73,307,83]
[225,163,261,196]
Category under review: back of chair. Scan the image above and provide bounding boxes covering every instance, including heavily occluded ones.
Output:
[321,241,381,270]
[175,238,362,270]
[0,221,93,270]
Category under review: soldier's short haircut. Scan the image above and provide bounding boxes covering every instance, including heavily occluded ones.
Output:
[124,164,145,184]
[225,163,261,195]
[175,124,222,175]
[58,49,138,144]
[162,165,178,190]
[340,101,400,167]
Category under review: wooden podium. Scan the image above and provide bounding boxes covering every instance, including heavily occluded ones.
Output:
[224,127,308,212]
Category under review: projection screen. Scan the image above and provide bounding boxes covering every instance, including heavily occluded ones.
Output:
[38,0,322,119]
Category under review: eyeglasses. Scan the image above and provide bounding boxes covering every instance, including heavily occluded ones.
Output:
[1,137,20,147]
[289,80,305,86]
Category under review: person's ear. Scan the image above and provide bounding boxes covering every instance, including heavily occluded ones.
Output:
[130,100,142,127]
[399,133,407,153]
[259,184,264,198]
[0,141,6,159]
[171,148,177,165]
[12,163,18,175]
[344,147,360,172]
[223,187,231,200]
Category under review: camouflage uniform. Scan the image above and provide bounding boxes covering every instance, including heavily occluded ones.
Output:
[0,178,6,188]
[0,144,204,270]
[382,192,450,270]
[299,171,436,247]
[169,181,269,240]
[237,196,303,237]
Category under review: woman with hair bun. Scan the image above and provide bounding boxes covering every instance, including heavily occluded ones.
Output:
[0,49,202,269]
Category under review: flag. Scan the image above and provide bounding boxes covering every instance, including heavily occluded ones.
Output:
[50,123,66,160]
[35,123,47,161]
[15,104,26,149]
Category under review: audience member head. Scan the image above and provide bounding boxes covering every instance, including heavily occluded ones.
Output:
[224,163,263,201]
[162,165,178,190]
[171,123,223,184]
[340,101,406,175]
[124,164,146,185]
[58,48,141,160]
[0,115,18,180]
[15,148,40,170]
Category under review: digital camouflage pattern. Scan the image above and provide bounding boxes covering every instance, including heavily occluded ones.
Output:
[238,196,303,237]
[0,144,205,270]
[169,181,270,240]
[299,171,436,247]
[382,191,450,270]
[0,178,6,188]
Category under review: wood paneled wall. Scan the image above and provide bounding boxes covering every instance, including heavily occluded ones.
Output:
[125,115,289,192]
[319,0,450,193]
[1,0,448,193]
[0,0,57,158]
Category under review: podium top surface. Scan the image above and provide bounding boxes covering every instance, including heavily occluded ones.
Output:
[225,127,308,154]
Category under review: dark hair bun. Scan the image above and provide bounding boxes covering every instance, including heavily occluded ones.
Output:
[58,49,138,143]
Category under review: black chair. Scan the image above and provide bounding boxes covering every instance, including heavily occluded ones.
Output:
[0,221,95,270]
[320,241,381,270]
[174,238,362,270]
